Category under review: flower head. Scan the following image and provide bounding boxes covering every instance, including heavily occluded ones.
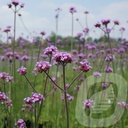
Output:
[79,60,92,72]
[43,45,58,55]
[117,102,128,108]
[34,61,51,73]
[93,72,101,77]
[69,7,77,14]
[15,119,26,128]
[83,99,94,109]
[0,92,8,104]
[11,0,19,6]
[17,66,27,75]
[52,52,73,65]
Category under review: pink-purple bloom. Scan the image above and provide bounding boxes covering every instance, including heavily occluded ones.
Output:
[34,61,51,73]
[43,45,58,55]
[93,72,101,77]
[69,7,77,14]
[117,102,128,108]
[83,99,94,109]
[15,119,26,128]
[52,52,73,65]
[17,66,27,75]
[79,60,92,72]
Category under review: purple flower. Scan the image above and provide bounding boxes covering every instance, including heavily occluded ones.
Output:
[31,92,44,104]
[61,93,74,101]
[94,22,101,28]
[40,31,46,36]
[77,32,83,38]
[101,19,110,26]
[43,45,58,55]
[52,52,73,65]
[5,52,13,57]
[6,100,12,107]
[0,92,8,104]
[17,66,27,75]
[11,0,19,6]
[20,3,25,8]
[102,82,108,88]
[113,20,119,25]
[117,102,128,108]
[34,61,51,73]
[83,99,94,109]
[1,56,5,61]
[104,67,113,73]
[6,76,14,83]
[79,60,92,72]
[93,72,101,77]
[15,119,26,128]
[105,54,115,62]
[69,7,77,14]
[0,72,8,80]
[21,55,29,61]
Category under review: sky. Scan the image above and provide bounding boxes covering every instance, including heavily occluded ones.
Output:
[0,0,128,41]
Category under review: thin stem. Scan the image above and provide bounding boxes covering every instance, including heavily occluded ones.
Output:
[63,65,69,128]
[34,103,37,128]
[67,71,83,89]
[44,71,64,92]
[24,75,37,92]
[71,14,74,51]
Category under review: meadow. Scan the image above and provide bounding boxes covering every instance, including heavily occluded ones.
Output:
[0,0,128,128]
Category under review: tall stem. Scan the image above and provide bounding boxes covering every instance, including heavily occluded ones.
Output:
[12,7,17,80]
[63,65,69,128]
[71,14,74,51]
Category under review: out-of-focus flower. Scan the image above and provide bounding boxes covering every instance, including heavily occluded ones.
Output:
[34,61,51,73]
[52,52,73,65]
[15,119,26,128]
[69,7,77,14]
[83,99,94,109]
[0,92,8,104]
[61,93,74,101]
[104,67,113,73]
[93,72,101,77]
[102,82,108,88]
[79,60,92,72]
[17,66,27,75]
[117,102,128,108]
[43,45,58,55]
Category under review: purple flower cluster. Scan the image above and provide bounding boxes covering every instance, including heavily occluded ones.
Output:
[15,119,26,128]
[21,55,29,61]
[0,72,13,82]
[17,66,27,75]
[79,60,92,72]
[69,7,77,14]
[43,45,58,55]
[23,92,44,111]
[104,67,113,73]
[34,61,51,73]
[105,54,115,62]
[83,99,94,109]
[52,52,73,65]
[61,93,74,101]
[93,72,101,77]
[0,92,12,106]
[117,102,128,108]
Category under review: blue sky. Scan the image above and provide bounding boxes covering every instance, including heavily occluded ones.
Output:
[0,0,128,41]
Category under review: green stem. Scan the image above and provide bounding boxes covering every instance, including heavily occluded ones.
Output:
[63,65,69,128]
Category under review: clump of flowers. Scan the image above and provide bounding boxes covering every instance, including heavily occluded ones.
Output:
[34,61,51,73]
[23,92,44,111]
[79,60,92,72]
[17,66,27,75]
[15,119,26,128]
[83,99,94,109]
[117,102,128,108]
[43,45,58,56]
[52,52,73,66]
[93,72,101,77]
[61,93,74,101]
